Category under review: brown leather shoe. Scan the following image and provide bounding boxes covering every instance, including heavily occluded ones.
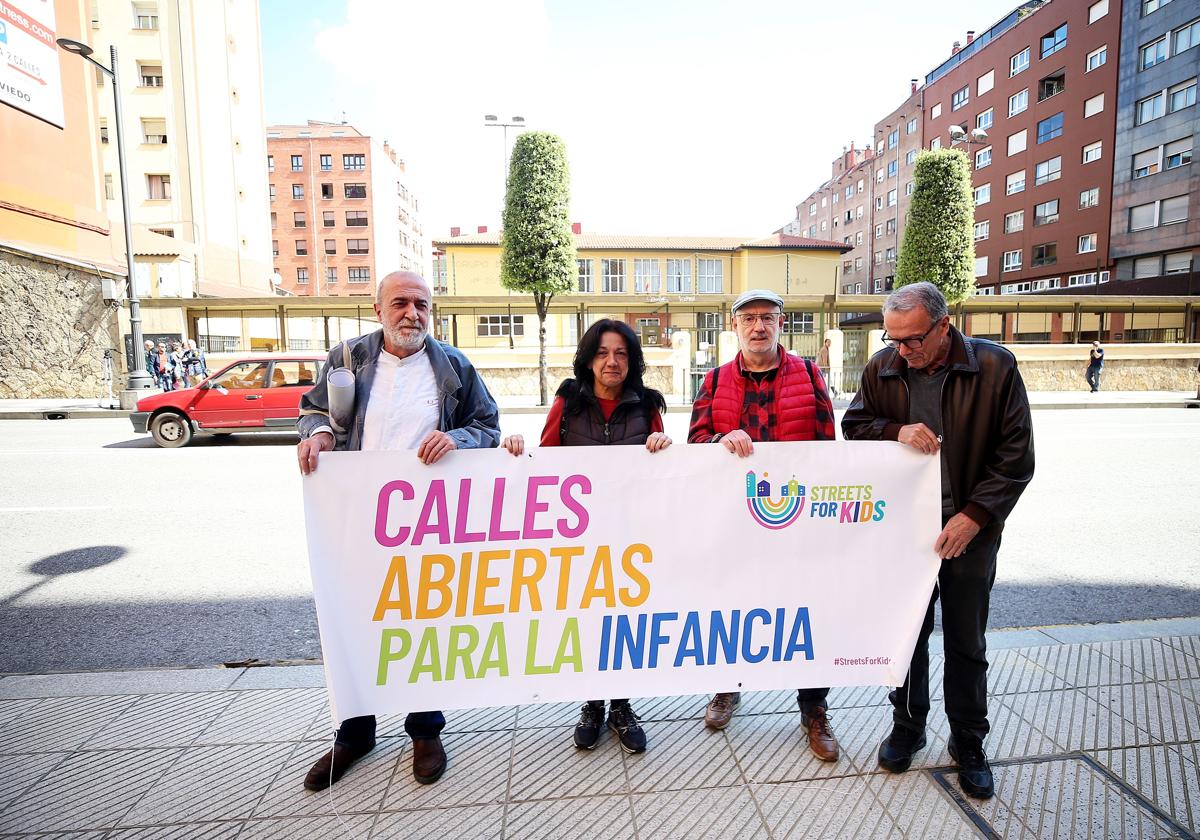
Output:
[412,736,447,784]
[303,742,374,791]
[802,709,840,762]
[704,692,741,730]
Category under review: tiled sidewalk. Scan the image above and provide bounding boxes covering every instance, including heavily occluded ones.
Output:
[0,619,1197,839]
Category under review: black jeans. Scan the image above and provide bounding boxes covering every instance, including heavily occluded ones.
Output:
[796,687,830,716]
[334,711,445,750]
[891,533,999,742]
[1086,364,1102,391]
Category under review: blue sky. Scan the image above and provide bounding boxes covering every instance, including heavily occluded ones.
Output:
[261,0,1029,242]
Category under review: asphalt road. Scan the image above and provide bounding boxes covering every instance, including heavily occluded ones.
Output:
[1,409,1198,673]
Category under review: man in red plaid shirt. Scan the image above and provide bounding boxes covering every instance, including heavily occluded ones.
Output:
[687,289,840,763]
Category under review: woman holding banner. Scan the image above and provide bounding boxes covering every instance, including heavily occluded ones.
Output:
[503,319,671,753]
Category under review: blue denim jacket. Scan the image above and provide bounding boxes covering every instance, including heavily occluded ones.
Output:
[297,330,500,452]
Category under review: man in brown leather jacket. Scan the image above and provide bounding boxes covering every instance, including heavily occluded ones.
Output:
[842,282,1034,801]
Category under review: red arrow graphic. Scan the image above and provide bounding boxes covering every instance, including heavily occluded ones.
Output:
[7,62,46,85]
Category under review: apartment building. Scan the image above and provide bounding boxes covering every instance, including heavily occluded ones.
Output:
[91,0,274,297]
[266,121,425,296]
[870,87,925,294]
[922,0,1121,296]
[1109,0,1199,287]
[789,144,877,295]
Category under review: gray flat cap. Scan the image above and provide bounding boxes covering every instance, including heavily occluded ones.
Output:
[732,288,785,313]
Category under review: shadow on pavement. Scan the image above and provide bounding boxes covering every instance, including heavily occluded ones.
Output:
[103,433,300,449]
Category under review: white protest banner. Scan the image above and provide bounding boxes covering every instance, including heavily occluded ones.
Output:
[0,0,65,129]
[302,442,941,723]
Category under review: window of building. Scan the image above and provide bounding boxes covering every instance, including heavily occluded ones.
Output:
[1086,45,1107,72]
[906,181,915,195]
[1082,141,1102,163]
[886,218,897,234]
[888,129,899,148]
[667,259,691,292]
[601,258,627,293]
[477,315,524,337]
[133,2,159,29]
[1080,187,1099,208]
[322,210,335,227]
[887,159,898,177]
[1089,0,1109,22]
[1041,23,1068,58]
[1069,272,1099,286]
[1140,36,1168,70]
[348,267,371,283]
[906,149,918,165]
[270,212,277,229]
[269,184,277,202]
[138,63,163,87]
[1084,93,1104,118]
[326,267,338,284]
[975,256,989,277]
[875,224,884,237]
[978,146,994,167]
[1137,90,1166,124]
[346,211,368,227]
[293,211,305,228]
[344,183,367,199]
[974,184,991,205]
[781,312,814,334]
[876,196,884,210]
[634,258,660,293]
[1037,113,1064,143]
[1165,251,1193,273]
[146,173,170,200]
[320,183,333,200]
[952,85,970,111]
[290,155,303,172]
[140,118,166,145]
[1143,0,1175,15]
[1034,198,1060,225]
[1130,201,1157,230]
[907,117,918,134]
[1005,210,1025,233]
[1008,129,1028,155]
[978,69,995,95]
[1009,88,1029,116]
[887,188,897,207]
[1038,71,1066,102]
[324,239,336,255]
[930,137,942,150]
[931,102,942,120]
[1035,155,1062,184]
[266,154,275,173]
[319,154,332,171]
[1078,233,1097,253]
[297,268,308,283]
[1169,78,1197,113]
[974,220,990,240]
[292,184,303,199]
[343,154,365,170]
[1010,47,1030,76]
[856,231,864,245]
[1006,170,1026,195]
[1003,250,1023,271]
[271,240,279,257]
[1135,256,1163,278]
[295,240,307,256]
[977,108,993,130]
[1165,136,1193,168]
[1161,194,1189,224]
[577,259,593,292]
[1175,18,1200,54]
[347,239,369,255]
[809,203,817,216]
[874,250,883,265]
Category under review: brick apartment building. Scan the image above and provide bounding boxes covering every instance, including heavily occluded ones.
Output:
[266,121,425,296]
[870,87,925,294]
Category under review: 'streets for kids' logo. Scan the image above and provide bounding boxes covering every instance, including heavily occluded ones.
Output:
[745,471,805,529]
[745,470,887,529]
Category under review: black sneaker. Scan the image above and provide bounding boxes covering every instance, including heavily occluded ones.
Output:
[607,702,647,754]
[573,702,605,749]
[877,724,927,773]
[948,734,994,799]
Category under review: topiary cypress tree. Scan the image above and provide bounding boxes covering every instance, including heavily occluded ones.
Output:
[501,132,577,406]
[895,148,976,304]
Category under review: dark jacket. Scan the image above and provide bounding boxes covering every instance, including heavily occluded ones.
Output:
[842,327,1034,537]
[297,330,500,452]
[557,380,652,446]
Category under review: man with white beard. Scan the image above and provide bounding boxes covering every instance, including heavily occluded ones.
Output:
[295,270,501,791]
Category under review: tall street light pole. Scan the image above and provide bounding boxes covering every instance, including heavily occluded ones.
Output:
[483,114,526,195]
[57,38,155,392]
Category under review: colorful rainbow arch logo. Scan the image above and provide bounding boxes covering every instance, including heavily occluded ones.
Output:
[747,493,806,529]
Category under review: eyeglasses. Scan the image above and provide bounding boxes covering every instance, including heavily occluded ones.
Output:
[735,312,781,327]
[883,319,946,350]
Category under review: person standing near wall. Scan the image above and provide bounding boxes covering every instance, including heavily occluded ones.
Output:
[1086,341,1104,393]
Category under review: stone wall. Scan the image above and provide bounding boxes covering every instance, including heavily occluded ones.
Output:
[0,249,120,399]
[1017,358,1199,391]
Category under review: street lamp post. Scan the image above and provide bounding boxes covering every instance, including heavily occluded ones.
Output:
[483,114,526,182]
[949,124,989,170]
[57,38,155,392]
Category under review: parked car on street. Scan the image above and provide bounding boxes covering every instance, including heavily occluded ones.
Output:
[130,355,326,447]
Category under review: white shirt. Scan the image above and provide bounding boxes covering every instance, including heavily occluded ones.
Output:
[359,347,440,452]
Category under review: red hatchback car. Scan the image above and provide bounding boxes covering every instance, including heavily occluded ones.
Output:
[130,355,326,447]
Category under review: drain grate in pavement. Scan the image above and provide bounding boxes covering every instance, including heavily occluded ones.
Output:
[930,752,1197,840]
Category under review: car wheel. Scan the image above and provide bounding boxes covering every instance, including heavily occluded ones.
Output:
[150,412,193,448]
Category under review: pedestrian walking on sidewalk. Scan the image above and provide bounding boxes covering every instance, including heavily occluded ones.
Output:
[295,270,500,792]
[502,319,671,755]
[169,341,188,391]
[843,282,1035,801]
[687,289,842,764]
[151,342,175,391]
[1086,341,1104,392]
[817,336,839,398]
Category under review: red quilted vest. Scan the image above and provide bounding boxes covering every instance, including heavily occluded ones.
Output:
[709,349,819,441]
